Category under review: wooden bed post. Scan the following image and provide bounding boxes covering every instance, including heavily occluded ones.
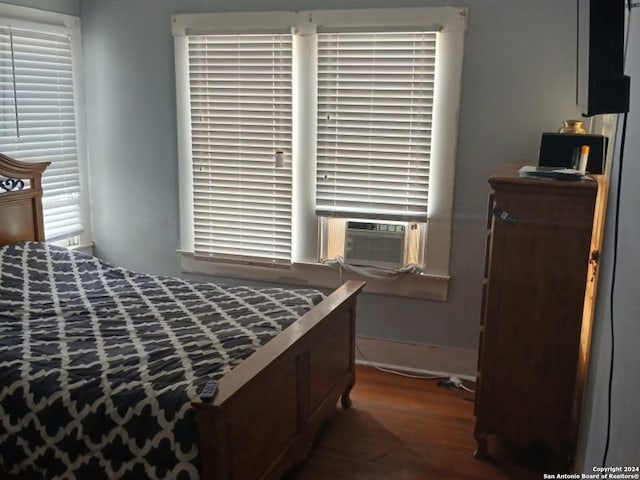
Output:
[341,300,358,410]
[0,153,50,244]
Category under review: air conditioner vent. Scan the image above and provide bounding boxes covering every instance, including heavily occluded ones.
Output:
[344,221,406,269]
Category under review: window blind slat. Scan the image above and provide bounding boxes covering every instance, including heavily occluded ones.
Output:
[188,33,292,263]
[316,31,435,221]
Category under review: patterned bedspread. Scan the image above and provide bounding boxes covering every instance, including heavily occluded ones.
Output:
[0,242,325,479]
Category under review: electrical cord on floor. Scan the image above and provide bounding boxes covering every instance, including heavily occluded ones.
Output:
[355,339,476,402]
[459,383,475,394]
[437,376,475,401]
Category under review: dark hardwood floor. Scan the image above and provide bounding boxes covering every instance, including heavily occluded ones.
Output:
[287,365,544,480]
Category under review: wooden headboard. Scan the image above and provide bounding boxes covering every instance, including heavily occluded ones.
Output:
[0,153,50,247]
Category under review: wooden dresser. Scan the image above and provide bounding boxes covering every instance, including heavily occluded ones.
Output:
[474,165,598,468]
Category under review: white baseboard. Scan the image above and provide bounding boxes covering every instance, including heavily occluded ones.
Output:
[355,336,478,381]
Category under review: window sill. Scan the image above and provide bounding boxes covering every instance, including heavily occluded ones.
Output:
[178,251,449,301]
[71,242,95,255]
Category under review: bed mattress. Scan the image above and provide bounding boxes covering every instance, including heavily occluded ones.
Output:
[0,242,324,479]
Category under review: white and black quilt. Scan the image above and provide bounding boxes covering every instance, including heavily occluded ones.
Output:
[0,242,325,479]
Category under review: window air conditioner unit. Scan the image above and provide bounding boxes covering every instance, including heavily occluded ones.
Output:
[344,221,406,269]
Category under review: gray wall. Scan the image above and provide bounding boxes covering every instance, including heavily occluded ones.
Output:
[80,0,581,352]
[576,10,640,471]
[1,0,78,15]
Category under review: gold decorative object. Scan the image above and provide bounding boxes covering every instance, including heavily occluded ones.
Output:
[559,120,587,134]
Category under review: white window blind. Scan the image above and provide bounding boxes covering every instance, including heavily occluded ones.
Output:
[188,33,293,264]
[0,25,82,241]
[316,31,436,221]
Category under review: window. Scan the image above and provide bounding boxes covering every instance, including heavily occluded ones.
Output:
[316,31,435,221]
[188,33,292,265]
[0,4,89,245]
[173,8,466,298]
[315,30,436,266]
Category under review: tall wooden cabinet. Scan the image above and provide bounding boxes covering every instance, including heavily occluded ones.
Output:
[474,165,598,468]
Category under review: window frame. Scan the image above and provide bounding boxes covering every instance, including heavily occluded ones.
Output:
[0,2,90,248]
[173,7,466,300]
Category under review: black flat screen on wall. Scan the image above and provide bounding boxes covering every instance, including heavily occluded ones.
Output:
[577,0,630,116]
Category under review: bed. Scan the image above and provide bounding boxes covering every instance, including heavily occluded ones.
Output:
[0,153,365,480]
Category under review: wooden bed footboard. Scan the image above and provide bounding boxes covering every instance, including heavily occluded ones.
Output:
[193,280,365,480]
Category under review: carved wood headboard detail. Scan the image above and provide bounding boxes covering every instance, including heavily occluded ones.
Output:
[0,153,50,246]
